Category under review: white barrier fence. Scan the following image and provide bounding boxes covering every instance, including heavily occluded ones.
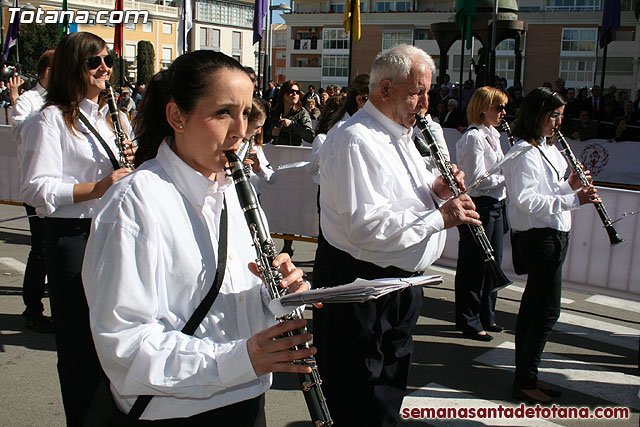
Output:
[2,125,639,300]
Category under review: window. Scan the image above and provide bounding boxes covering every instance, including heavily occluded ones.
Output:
[415,29,430,40]
[200,27,220,50]
[295,57,309,67]
[163,23,172,34]
[233,54,241,63]
[198,1,253,28]
[496,39,515,51]
[376,1,392,11]
[559,59,595,87]
[382,30,412,50]
[143,22,152,32]
[323,28,349,49]
[561,28,597,54]
[232,31,242,52]
[376,1,410,11]
[518,0,541,10]
[125,44,136,61]
[331,3,345,12]
[613,30,634,41]
[547,0,600,11]
[126,22,136,31]
[322,54,349,77]
[495,58,515,86]
[162,47,172,68]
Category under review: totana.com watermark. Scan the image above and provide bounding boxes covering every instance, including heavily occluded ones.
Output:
[8,8,149,24]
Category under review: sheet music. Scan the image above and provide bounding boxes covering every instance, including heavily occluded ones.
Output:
[269,275,443,317]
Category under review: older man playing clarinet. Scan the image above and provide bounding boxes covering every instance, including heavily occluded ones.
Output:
[312,44,482,426]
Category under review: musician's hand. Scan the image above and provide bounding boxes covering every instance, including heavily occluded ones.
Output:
[432,164,466,199]
[568,169,591,190]
[247,319,317,377]
[242,150,261,173]
[7,76,23,106]
[271,126,281,137]
[438,194,482,228]
[577,184,600,205]
[122,139,137,165]
[93,167,131,199]
[280,118,292,127]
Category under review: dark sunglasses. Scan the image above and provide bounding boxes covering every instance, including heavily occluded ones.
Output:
[287,89,301,95]
[87,54,114,70]
[494,104,506,112]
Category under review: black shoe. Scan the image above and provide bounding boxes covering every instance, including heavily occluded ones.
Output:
[25,315,54,333]
[512,387,553,404]
[463,331,493,342]
[486,324,504,333]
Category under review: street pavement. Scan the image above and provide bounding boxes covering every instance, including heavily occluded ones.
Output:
[0,203,638,426]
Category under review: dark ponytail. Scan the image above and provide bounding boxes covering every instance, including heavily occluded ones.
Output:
[133,50,246,167]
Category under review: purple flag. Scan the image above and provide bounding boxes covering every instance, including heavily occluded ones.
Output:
[600,0,620,48]
[4,0,19,61]
[253,0,268,44]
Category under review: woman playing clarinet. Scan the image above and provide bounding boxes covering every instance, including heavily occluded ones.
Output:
[19,32,135,425]
[81,50,316,424]
[503,88,599,404]
[454,86,509,341]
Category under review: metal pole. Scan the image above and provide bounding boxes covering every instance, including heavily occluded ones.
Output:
[468,37,474,81]
[268,5,273,82]
[0,7,5,59]
[489,0,498,83]
[262,0,270,92]
[459,17,465,103]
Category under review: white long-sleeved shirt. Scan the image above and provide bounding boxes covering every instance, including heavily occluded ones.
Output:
[237,139,275,196]
[82,140,276,420]
[319,101,446,272]
[19,98,132,218]
[503,139,580,232]
[456,125,506,200]
[11,83,47,167]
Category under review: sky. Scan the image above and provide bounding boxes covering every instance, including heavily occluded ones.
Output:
[270,0,291,25]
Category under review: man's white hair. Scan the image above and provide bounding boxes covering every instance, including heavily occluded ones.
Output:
[369,44,436,91]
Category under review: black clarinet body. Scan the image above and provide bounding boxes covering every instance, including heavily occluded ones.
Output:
[225,151,333,426]
[553,129,624,246]
[499,120,515,147]
[414,114,512,291]
[104,81,134,169]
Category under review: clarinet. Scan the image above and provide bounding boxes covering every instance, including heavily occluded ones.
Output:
[499,119,515,147]
[414,114,512,291]
[553,129,624,246]
[225,151,333,426]
[104,81,134,169]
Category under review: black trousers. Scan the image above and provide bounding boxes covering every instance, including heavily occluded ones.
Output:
[313,235,422,427]
[454,196,505,333]
[136,394,266,426]
[22,204,47,318]
[44,218,102,427]
[514,228,569,389]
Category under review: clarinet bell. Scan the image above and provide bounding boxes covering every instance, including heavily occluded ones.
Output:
[488,259,512,292]
[605,225,624,246]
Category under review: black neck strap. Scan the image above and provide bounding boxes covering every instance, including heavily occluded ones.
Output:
[127,197,228,421]
[78,111,120,170]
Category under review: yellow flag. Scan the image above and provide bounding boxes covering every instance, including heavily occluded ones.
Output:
[343,0,361,43]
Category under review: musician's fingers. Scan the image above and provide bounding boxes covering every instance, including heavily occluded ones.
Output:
[256,318,308,341]
[285,279,310,295]
[247,262,260,277]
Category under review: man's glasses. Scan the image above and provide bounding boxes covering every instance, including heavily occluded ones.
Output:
[494,104,506,112]
[287,89,301,95]
[550,112,564,119]
[87,54,114,70]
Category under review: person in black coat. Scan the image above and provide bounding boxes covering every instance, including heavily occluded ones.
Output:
[266,80,314,146]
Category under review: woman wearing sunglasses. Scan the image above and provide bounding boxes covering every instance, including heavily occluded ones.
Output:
[266,79,314,146]
[20,32,134,425]
[503,88,598,404]
[454,86,509,342]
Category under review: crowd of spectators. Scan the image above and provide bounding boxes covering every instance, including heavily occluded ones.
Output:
[424,74,640,142]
